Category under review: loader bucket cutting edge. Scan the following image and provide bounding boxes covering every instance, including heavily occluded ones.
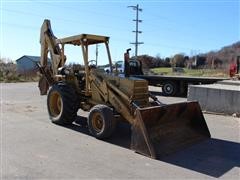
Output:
[131,101,211,159]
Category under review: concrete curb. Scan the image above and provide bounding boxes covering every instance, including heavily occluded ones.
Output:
[188,82,240,115]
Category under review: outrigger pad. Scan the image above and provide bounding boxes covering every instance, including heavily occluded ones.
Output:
[131,101,211,159]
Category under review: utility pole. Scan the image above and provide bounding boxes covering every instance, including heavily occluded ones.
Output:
[128,4,143,59]
[96,44,99,66]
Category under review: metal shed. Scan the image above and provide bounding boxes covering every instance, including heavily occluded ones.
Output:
[16,55,50,74]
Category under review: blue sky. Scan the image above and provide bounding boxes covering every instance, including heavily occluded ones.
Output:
[0,0,239,65]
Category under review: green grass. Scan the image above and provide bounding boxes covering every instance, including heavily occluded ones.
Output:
[150,67,172,75]
[150,67,228,77]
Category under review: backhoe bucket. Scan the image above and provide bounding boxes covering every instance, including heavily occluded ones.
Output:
[131,101,210,159]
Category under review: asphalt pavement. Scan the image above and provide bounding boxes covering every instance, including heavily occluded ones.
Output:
[1,82,239,179]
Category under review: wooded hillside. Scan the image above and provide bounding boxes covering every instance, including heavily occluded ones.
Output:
[136,41,240,69]
[203,41,240,68]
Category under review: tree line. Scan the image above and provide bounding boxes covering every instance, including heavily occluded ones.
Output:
[135,41,240,69]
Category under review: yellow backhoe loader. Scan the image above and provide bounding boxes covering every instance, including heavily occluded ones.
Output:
[38,19,211,159]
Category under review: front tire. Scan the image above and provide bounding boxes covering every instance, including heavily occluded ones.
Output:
[47,83,78,125]
[88,105,117,139]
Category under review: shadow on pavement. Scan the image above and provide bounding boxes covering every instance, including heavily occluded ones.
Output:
[70,116,132,148]
[150,90,187,97]
[161,138,240,178]
[149,90,163,96]
[65,115,240,178]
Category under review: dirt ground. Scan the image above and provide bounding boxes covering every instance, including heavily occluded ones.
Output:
[1,82,239,179]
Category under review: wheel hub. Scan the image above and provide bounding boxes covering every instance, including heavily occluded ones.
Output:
[92,113,104,133]
[49,91,62,117]
[164,84,173,94]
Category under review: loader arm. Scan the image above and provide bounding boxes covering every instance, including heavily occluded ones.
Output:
[89,69,142,124]
[89,70,210,158]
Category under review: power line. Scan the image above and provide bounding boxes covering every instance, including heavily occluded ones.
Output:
[0,21,39,30]
[37,1,131,20]
[2,7,191,38]
[1,7,215,55]
[1,8,131,33]
[3,4,223,44]
[1,21,202,53]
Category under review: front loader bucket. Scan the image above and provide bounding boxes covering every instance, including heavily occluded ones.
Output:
[131,101,211,159]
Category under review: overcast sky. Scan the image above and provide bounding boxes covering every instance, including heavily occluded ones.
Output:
[1,0,239,65]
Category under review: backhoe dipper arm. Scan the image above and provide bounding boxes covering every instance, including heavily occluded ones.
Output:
[38,19,64,95]
[40,19,63,75]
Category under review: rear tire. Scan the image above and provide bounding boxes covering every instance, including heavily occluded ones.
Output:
[88,105,117,139]
[47,83,78,125]
[162,81,178,96]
